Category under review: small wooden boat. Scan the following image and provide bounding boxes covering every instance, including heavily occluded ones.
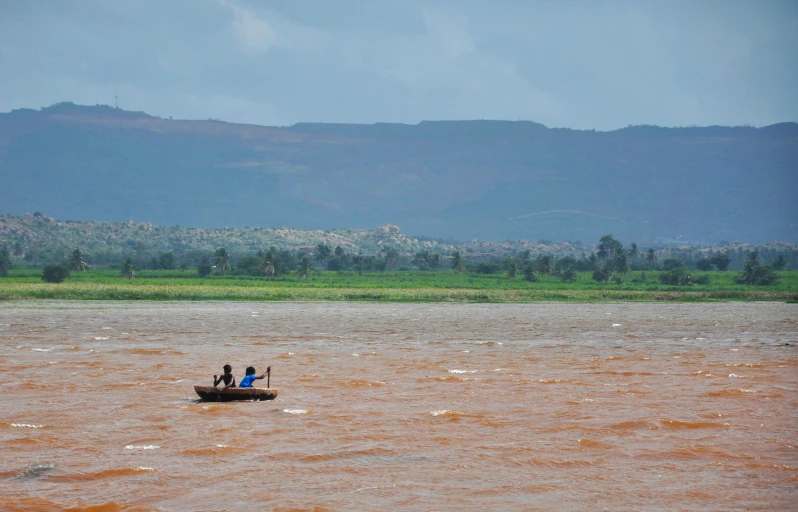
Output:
[194,385,279,402]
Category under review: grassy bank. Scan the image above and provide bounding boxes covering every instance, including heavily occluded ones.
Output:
[1,269,796,302]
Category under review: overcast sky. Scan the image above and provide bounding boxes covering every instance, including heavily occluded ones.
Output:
[1,0,796,129]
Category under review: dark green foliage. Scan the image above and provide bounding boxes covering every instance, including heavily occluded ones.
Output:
[296,256,312,280]
[695,258,713,271]
[236,255,264,276]
[522,262,537,282]
[659,267,691,285]
[535,255,553,275]
[663,258,685,271]
[694,274,710,285]
[592,265,610,283]
[451,251,463,273]
[0,246,11,277]
[120,257,136,279]
[314,243,332,267]
[42,263,70,283]
[412,250,441,271]
[197,261,213,277]
[475,261,501,274]
[158,252,175,270]
[597,235,623,260]
[738,251,778,285]
[560,267,577,282]
[68,248,87,272]
[773,254,787,271]
[327,245,350,271]
[506,258,517,279]
[213,248,231,274]
[710,252,731,271]
[381,246,399,268]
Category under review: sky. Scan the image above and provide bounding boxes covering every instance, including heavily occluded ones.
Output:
[1,0,796,130]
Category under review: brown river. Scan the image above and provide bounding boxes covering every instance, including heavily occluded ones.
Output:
[1,301,796,511]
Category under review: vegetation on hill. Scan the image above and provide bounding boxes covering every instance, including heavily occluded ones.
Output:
[2,214,796,275]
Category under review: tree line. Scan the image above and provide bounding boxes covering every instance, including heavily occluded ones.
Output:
[2,234,790,287]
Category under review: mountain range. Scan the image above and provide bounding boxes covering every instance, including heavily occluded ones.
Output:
[1,102,796,244]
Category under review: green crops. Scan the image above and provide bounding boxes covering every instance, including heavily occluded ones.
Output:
[0,282,793,302]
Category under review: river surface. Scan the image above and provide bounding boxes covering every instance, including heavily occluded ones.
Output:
[0,301,796,511]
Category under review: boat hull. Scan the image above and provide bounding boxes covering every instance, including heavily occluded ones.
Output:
[194,385,278,402]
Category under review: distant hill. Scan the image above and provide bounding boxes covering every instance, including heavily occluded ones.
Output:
[1,102,796,244]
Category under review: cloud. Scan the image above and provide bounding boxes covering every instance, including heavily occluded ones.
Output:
[219,1,280,52]
[421,7,474,58]
[0,0,796,129]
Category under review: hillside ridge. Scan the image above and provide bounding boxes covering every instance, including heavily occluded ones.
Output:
[1,102,796,245]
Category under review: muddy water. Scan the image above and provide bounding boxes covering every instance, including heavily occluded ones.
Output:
[0,301,796,511]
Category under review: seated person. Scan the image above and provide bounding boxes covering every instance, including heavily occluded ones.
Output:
[239,365,270,388]
[213,364,236,390]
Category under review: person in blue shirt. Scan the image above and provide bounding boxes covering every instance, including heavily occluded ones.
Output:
[239,365,270,388]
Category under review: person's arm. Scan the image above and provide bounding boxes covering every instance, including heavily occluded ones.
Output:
[255,366,271,380]
[213,374,222,387]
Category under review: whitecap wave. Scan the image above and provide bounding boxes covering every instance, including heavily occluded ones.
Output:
[448,369,476,374]
[430,410,459,416]
[125,445,160,450]
[94,337,109,340]
[12,423,44,428]
[283,409,308,414]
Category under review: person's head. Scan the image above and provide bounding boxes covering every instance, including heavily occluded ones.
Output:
[223,364,232,374]
[245,366,256,376]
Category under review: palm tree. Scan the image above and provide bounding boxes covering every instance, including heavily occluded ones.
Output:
[381,245,398,269]
[451,250,463,273]
[352,255,364,276]
[120,257,135,280]
[645,248,656,265]
[296,257,312,280]
[627,242,639,260]
[262,258,275,279]
[537,255,552,275]
[314,243,332,270]
[613,249,629,274]
[507,258,517,279]
[214,248,231,274]
[68,248,87,272]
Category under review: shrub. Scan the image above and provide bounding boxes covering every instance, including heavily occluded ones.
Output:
[659,267,690,286]
[42,264,70,283]
[197,263,213,277]
[663,258,685,271]
[695,258,713,271]
[476,262,501,274]
[694,274,710,285]
[0,246,11,277]
[710,253,731,271]
[523,263,537,282]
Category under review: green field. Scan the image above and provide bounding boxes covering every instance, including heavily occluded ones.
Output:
[1,269,796,302]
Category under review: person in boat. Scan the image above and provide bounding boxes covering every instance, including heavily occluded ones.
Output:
[239,366,270,388]
[213,364,236,390]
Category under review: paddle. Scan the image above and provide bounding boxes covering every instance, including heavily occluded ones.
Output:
[267,366,271,389]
